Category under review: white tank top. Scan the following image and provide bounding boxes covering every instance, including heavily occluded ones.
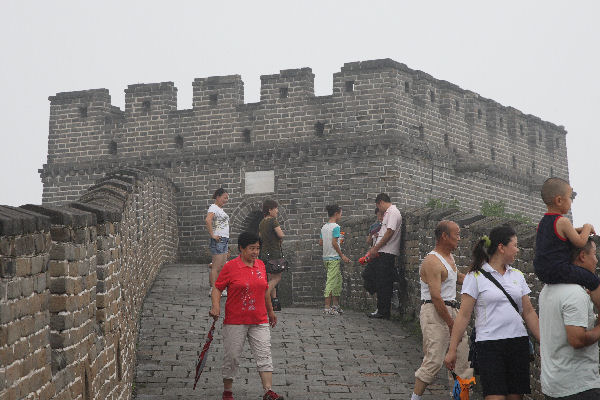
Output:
[420,251,457,301]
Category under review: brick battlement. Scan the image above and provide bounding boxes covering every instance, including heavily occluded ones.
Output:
[0,168,178,400]
[41,58,569,264]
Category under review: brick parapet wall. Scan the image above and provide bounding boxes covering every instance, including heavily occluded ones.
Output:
[0,168,178,400]
[336,206,599,400]
[40,59,569,256]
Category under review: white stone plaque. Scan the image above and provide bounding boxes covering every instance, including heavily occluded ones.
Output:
[245,170,275,194]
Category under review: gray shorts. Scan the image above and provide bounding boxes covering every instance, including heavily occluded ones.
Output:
[222,323,272,379]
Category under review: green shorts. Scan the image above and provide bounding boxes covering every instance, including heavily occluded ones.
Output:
[323,259,342,297]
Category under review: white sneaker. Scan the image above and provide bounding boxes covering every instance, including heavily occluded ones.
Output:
[328,308,340,316]
[208,288,213,298]
[331,305,343,314]
[222,289,227,297]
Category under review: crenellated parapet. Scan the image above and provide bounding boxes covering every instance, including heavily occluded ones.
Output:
[40,59,570,261]
[1,168,178,400]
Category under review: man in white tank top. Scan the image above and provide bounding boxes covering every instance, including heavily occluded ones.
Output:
[411,221,473,400]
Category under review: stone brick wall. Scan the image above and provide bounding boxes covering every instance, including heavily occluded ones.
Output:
[337,206,600,400]
[0,168,177,400]
[40,59,569,278]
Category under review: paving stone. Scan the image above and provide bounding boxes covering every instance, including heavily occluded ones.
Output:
[134,264,483,400]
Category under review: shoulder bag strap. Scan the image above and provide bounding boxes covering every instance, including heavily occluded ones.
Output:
[480,270,520,315]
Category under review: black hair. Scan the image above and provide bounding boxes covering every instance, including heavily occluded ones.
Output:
[262,199,278,216]
[326,204,341,217]
[212,188,227,199]
[375,193,391,204]
[540,177,570,206]
[238,231,260,250]
[470,225,516,273]
[571,237,595,263]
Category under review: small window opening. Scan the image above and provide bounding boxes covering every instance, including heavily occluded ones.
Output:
[429,90,435,103]
[418,124,424,138]
[314,121,325,136]
[109,141,117,155]
[519,124,524,135]
[454,100,459,111]
[279,87,288,99]
[531,161,536,174]
[469,141,474,154]
[175,135,184,149]
[209,93,218,106]
[491,148,496,161]
[404,81,410,93]
[79,106,88,118]
[555,137,560,148]
[444,133,449,147]
[477,109,482,120]
[512,155,517,168]
[142,100,151,113]
[345,81,354,92]
[499,117,503,129]
[538,131,543,142]
[242,128,251,143]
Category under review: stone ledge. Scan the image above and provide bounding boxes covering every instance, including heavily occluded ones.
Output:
[0,206,51,236]
[21,205,96,228]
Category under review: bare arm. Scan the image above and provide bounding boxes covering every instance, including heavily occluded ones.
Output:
[368,228,394,256]
[557,217,594,248]
[444,294,476,371]
[421,256,453,330]
[331,237,350,263]
[265,289,277,327]
[274,226,284,240]
[566,323,600,348]
[205,212,219,240]
[457,272,466,285]
[522,295,540,342]
[209,286,222,319]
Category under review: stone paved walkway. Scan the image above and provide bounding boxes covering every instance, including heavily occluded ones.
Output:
[134,264,471,400]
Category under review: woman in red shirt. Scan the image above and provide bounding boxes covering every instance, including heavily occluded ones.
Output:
[210,232,283,400]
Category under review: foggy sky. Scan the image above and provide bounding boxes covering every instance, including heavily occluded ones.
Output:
[1,1,598,228]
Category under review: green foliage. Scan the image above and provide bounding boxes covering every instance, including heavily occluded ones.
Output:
[480,200,531,224]
[426,198,459,210]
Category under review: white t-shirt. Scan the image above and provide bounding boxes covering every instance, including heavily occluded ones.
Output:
[207,204,229,238]
[320,222,341,261]
[377,205,402,256]
[461,263,530,341]
[539,284,600,398]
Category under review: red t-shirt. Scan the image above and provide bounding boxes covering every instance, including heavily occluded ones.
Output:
[215,256,269,325]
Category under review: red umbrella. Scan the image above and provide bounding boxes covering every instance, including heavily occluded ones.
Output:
[193,319,217,390]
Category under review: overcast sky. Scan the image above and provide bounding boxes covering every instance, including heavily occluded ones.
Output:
[1,1,598,228]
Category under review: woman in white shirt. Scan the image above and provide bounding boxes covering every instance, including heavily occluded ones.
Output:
[206,188,230,297]
[445,225,539,400]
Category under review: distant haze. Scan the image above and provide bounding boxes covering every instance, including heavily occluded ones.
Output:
[1,1,598,229]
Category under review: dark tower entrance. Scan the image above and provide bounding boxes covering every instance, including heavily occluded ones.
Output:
[242,210,263,235]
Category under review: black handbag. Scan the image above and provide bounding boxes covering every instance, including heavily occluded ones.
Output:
[265,244,288,274]
[479,270,536,362]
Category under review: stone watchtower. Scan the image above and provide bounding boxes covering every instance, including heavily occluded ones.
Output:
[40,58,569,303]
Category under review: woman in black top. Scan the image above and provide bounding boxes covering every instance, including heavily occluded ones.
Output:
[259,199,285,311]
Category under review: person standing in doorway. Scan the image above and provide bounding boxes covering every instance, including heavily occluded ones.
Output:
[206,188,230,297]
[259,199,285,311]
[367,193,402,319]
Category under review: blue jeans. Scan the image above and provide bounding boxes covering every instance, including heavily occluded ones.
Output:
[209,237,229,255]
